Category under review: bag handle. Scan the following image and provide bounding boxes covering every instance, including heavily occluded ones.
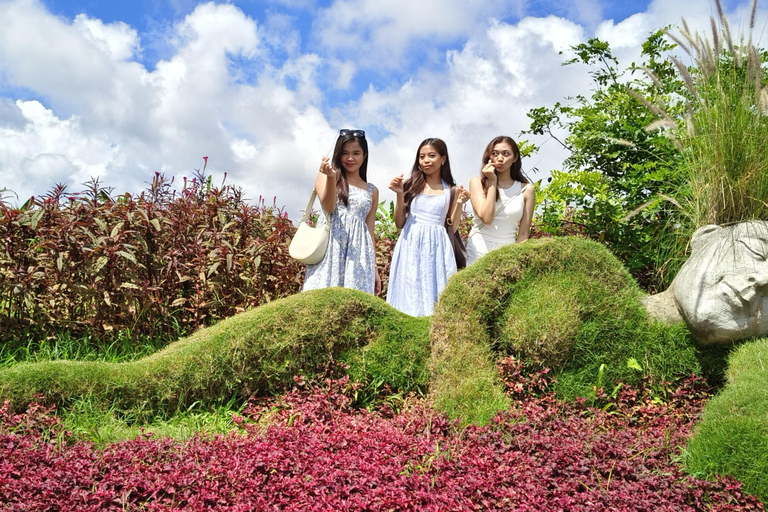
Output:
[445,186,457,225]
[300,189,332,231]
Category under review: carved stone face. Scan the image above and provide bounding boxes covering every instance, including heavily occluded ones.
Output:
[672,221,768,344]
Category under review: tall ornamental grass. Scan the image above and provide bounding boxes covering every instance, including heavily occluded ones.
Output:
[644,0,768,234]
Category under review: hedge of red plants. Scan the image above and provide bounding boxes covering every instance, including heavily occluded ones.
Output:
[0,170,304,342]
[0,169,417,343]
[0,360,761,511]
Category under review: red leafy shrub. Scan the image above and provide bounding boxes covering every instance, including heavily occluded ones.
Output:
[0,369,762,511]
[0,169,303,342]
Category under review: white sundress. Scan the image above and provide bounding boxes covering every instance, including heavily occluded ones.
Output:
[466,181,527,265]
[302,183,376,294]
[386,181,457,317]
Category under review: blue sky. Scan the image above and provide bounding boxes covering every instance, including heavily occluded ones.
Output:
[0,0,764,217]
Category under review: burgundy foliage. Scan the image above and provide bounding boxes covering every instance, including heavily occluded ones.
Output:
[0,365,762,511]
[0,171,303,342]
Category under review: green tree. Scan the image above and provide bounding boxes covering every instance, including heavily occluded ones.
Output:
[527,31,686,290]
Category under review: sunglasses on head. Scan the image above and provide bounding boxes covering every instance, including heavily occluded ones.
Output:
[339,129,365,138]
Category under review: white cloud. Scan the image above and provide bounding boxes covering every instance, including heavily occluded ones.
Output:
[331,14,587,207]
[0,100,118,199]
[313,0,524,69]
[72,14,140,61]
[0,0,328,212]
[0,0,765,220]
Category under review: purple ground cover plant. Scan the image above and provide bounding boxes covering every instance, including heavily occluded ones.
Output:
[0,363,762,511]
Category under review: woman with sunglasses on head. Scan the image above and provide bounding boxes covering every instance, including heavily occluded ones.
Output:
[465,135,534,265]
[302,129,381,295]
[386,138,470,317]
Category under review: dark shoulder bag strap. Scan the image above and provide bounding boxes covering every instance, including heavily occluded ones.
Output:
[446,186,456,226]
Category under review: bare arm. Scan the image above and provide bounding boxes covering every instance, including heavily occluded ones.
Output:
[389,174,407,229]
[448,185,470,233]
[365,186,382,295]
[315,156,338,214]
[469,165,498,225]
[516,184,535,242]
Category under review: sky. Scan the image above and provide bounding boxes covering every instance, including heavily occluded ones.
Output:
[0,0,765,218]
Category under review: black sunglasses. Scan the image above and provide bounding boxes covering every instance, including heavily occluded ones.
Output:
[339,129,365,138]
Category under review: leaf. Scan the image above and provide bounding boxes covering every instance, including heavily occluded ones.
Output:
[626,358,644,372]
[117,250,137,265]
[150,218,161,231]
[207,261,220,277]
[56,252,65,271]
[103,291,112,306]
[95,217,108,233]
[119,282,141,290]
[93,256,109,273]
[110,222,124,238]
[30,209,44,230]
[226,253,233,271]
[171,297,187,307]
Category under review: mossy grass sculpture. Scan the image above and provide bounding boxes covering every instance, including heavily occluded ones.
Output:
[1,236,725,429]
[0,288,430,415]
[430,236,713,425]
[686,337,768,503]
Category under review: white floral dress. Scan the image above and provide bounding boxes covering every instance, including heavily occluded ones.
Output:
[302,183,376,294]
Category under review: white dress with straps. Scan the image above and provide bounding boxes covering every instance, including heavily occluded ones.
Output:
[466,181,528,265]
[386,181,457,317]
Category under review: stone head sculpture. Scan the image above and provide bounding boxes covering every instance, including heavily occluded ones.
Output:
[672,221,768,344]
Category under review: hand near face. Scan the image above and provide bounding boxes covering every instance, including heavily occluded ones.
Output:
[455,184,470,205]
[481,163,497,183]
[318,156,335,177]
[389,174,405,194]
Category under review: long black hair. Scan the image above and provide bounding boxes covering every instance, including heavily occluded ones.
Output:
[331,131,369,206]
[403,138,455,214]
[480,135,528,202]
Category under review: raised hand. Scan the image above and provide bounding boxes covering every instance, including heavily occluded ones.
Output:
[481,163,497,183]
[389,174,405,194]
[318,156,335,177]
[455,184,470,205]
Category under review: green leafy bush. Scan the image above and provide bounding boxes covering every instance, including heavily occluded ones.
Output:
[526,31,687,290]
[650,5,768,249]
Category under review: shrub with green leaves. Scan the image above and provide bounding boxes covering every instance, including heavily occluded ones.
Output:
[648,1,768,246]
[526,32,687,290]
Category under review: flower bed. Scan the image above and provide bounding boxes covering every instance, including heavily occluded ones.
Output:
[0,367,761,511]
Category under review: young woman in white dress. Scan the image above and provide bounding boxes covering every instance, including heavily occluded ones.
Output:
[466,136,534,265]
[386,138,470,316]
[302,129,381,295]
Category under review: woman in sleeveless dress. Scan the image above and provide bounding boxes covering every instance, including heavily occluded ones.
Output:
[466,135,534,265]
[303,129,381,295]
[386,138,470,317]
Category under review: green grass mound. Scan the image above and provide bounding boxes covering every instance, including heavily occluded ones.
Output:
[0,288,430,416]
[686,337,768,502]
[430,236,710,425]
